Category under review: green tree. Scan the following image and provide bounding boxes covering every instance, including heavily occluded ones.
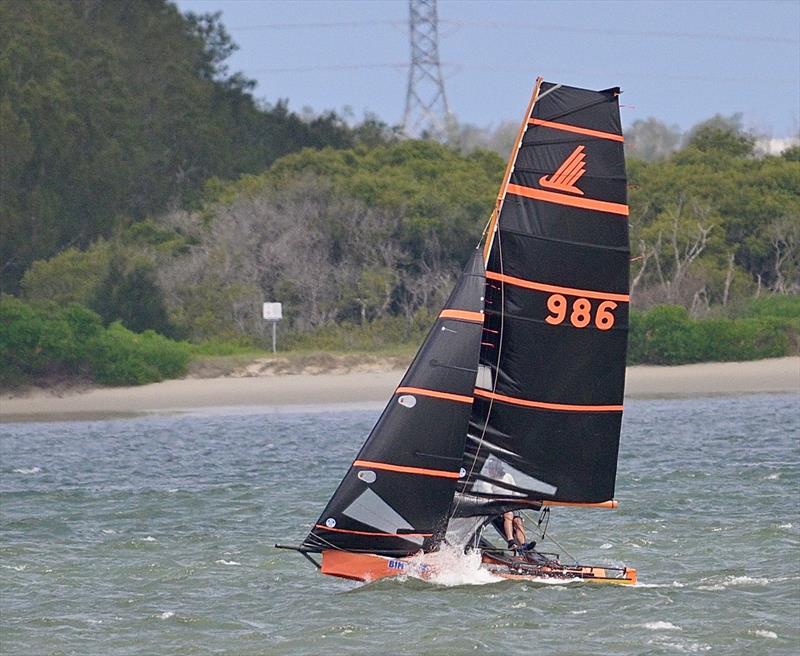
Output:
[781,144,800,161]
[159,142,504,339]
[21,242,111,305]
[92,257,178,338]
[0,0,369,292]
[628,120,799,306]
[684,114,755,157]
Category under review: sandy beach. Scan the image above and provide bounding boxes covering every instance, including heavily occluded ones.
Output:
[1,357,797,422]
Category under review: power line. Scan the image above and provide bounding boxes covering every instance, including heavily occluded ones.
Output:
[231,19,403,30]
[249,62,408,74]
[245,62,797,87]
[229,18,798,45]
[445,19,799,45]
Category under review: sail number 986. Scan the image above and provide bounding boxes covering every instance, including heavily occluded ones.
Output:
[545,294,617,330]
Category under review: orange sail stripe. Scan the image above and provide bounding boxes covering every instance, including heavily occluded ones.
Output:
[395,387,473,404]
[485,270,629,302]
[353,460,461,479]
[439,309,484,323]
[315,525,432,538]
[540,499,619,509]
[529,118,624,142]
[474,388,623,413]
[507,183,629,216]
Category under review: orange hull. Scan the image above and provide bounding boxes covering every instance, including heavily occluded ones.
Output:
[320,549,636,585]
[321,550,428,582]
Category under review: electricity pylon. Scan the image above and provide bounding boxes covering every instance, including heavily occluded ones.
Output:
[402,0,450,139]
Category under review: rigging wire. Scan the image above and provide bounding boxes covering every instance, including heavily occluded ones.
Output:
[446,219,503,521]
[239,62,798,89]
[523,510,580,566]
[537,506,551,541]
[446,237,492,521]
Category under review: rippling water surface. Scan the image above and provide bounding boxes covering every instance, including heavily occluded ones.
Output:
[2,393,798,655]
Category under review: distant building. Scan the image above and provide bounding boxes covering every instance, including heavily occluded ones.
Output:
[756,136,800,156]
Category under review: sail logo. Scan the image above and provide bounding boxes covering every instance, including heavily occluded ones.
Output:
[539,145,586,195]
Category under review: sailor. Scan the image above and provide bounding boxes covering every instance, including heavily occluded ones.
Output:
[475,459,527,549]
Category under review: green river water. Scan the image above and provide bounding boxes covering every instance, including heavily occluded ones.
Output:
[1,393,798,655]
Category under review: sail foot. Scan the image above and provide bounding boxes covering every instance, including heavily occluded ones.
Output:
[449,492,542,518]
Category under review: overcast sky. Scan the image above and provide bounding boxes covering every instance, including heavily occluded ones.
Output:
[174,0,799,137]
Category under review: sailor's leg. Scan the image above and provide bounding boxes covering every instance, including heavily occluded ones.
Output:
[503,512,516,544]
[512,514,526,544]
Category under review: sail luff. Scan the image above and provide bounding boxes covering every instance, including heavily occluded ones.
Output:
[482,76,544,265]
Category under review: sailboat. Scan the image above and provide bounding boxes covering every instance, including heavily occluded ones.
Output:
[276,78,636,586]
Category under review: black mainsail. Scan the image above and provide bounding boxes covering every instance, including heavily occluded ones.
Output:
[297,79,629,566]
[461,80,629,508]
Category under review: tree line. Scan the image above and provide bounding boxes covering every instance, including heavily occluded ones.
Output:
[10,130,798,371]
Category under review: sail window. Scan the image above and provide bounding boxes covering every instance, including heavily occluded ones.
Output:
[397,394,417,408]
[342,488,423,545]
[476,454,558,497]
[475,365,493,391]
[357,470,377,483]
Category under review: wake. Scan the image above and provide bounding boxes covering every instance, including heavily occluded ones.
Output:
[403,544,502,586]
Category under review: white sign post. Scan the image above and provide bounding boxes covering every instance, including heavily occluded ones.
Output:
[262,302,283,353]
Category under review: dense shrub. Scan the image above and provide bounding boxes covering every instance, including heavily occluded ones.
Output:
[628,303,797,365]
[20,243,112,305]
[91,259,180,338]
[88,323,190,385]
[0,296,189,387]
[0,296,103,383]
[742,295,800,320]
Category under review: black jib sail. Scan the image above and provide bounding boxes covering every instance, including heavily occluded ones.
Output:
[461,80,629,508]
[301,253,486,556]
